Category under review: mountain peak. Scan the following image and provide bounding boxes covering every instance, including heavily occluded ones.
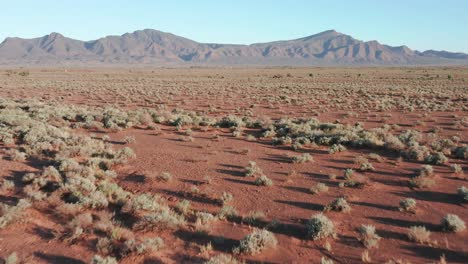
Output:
[297,29,346,42]
[321,29,338,34]
[44,32,65,39]
[0,29,467,65]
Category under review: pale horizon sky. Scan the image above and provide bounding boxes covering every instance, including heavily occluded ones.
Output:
[1,0,467,53]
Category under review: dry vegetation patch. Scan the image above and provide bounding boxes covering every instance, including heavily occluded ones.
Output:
[0,67,467,263]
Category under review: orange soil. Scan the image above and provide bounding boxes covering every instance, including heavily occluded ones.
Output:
[0,68,467,263]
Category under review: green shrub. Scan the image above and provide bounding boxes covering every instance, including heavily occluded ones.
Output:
[218,205,238,220]
[452,146,468,159]
[368,153,384,162]
[441,214,466,232]
[157,172,172,182]
[244,161,263,177]
[176,200,191,215]
[306,213,335,240]
[236,229,277,255]
[310,183,329,194]
[135,210,185,231]
[0,199,31,229]
[204,254,240,264]
[359,162,375,172]
[409,176,435,189]
[123,135,136,144]
[80,191,109,209]
[410,165,436,188]
[195,212,217,231]
[418,165,434,177]
[344,169,354,180]
[325,197,351,213]
[0,179,15,192]
[451,164,463,176]
[5,252,17,264]
[458,186,468,202]
[355,156,375,171]
[190,186,200,195]
[185,128,193,136]
[217,116,246,128]
[8,149,26,161]
[135,237,164,254]
[116,147,136,160]
[255,175,273,186]
[329,144,347,154]
[358,224,381,249]
[292,153,313,163]
[219,192,233,205]
[424,152,448,165]
[402,144,430,161]
[18,71,29,77]
[232,130,242,138]
[121,193,163,213]
[321,257,334,264]
[407,226,431,244]
[246,134,256,141]
[399,198,417,212]
[243,210,265,225]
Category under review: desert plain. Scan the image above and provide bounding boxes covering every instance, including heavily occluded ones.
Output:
[0,67,466,264]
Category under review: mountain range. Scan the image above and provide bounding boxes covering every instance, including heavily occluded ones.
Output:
[1,29,467,66]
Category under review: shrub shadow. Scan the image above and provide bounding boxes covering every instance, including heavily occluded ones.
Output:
[368,216,439,231]
[275,199,323,211]
[174,229,238,253]
[34,252,85,264]
[224,178,257,186]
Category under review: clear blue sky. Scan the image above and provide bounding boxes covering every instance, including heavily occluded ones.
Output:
[1,0,467,52]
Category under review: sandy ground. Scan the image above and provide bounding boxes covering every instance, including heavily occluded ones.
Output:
[0,67,467,263]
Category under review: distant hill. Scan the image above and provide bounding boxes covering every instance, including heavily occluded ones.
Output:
[1,29,467,66]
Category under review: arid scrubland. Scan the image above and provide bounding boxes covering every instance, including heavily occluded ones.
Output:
[0,67,467,263]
